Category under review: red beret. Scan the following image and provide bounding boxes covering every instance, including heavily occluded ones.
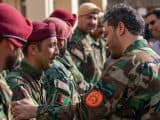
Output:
[28,21,56,42]
[50,9,77,27]
[0,3,32,47]
[44,17,71,40]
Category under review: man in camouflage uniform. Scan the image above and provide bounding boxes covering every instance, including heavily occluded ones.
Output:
[49,9,90,93]
[0,3,32,120]
[10,3,160,120]
[68,2,101,84]
[43,17,81,107]
[145,9,160,55]
[86,12,106,84]
[6,21,59,119]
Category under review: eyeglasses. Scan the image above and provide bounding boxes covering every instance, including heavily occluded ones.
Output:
[146,20,156,26]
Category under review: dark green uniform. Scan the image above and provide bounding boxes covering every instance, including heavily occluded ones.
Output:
[44,57,81,106]
[36,56,81,119]
[37,39,160,120]
[57,50,90,93]
[0,71,12,120]
[68,28,101,84]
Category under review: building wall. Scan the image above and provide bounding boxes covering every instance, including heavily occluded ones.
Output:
[90,0,107,11]
[54,0,78,14]
[2,0,160,21]
[2,0,21,11]
[107,0,160,9]
[54,0,71,11]
[1,0,106,20]
[25,0,53,21]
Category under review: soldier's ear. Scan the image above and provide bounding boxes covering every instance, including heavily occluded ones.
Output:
[117,21,125,36]
[28,44,39,56]
[6,40,16,51]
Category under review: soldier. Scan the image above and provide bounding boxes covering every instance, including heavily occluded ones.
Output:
[11,3,160,120]
[87,12,106,84]
[68,2,101,84]
[43,17,81,107]
[0,3,32,120]
[6,21,59,119]
[49,9,90,93]
[145,9,160,55]
[49,8,77,29]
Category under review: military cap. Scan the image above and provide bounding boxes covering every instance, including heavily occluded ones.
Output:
[44,17,71,40]
[78,2,101,16]
[0,3,32,47]
[50,9,77,27]
[28,21,56,42]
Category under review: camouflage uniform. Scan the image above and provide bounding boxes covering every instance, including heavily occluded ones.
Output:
[0,71,12,120]
[6,61,48,119]
[36,50,91,119]
[37,38,160,120]
[44,56,81,107]
[68,28,101,84]
[58,50,90,93]
[36,56,80,119]
[86,35,106,84]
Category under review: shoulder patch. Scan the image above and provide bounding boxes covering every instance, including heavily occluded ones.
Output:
[54,80,70,93]
[85,90,103,108]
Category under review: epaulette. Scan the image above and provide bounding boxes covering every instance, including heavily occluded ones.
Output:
[5,71,22,80]
[5,71,24,90]
[70,28,86,44]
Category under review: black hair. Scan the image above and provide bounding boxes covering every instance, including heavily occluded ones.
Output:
[22,41,42,56]
[145,8,160,18]
[103,3,145,35]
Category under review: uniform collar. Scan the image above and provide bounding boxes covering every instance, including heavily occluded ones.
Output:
[21,61,42,79]
[75,27,87,37]
[71,27,88,43]
[124,38,149,55]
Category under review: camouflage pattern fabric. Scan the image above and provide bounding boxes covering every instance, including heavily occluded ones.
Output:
[0,71,12,120]
[37,39,160,120]
[58,50,90,94]
[68,28,100,84]
[6,61,48,120]
[44,56,81,106]
[86,35,106,84]
[36,58,81,119]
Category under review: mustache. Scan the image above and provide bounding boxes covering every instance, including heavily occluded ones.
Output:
[88,23,96,28]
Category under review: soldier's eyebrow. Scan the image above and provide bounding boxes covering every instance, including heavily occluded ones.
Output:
[146,20,156,26]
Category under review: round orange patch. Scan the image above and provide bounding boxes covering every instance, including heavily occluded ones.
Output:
[85,90,103,107]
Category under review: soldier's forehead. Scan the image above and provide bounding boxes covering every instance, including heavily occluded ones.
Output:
[104,21,109,27]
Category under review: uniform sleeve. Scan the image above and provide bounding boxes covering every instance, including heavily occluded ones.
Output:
[0,77,12,120]
[139,60,160,119]
[36,79,116,120]
[6,76,28,101]
[35,59,126,120]
[37,57,160,120]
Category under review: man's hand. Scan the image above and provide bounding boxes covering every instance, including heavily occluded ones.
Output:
[11,87,38,120]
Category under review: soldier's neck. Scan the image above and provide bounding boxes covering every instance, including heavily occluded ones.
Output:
[0,58,6,72]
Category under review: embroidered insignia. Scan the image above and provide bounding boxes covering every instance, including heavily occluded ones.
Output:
[85,90,103,107]
[55,93,69,105]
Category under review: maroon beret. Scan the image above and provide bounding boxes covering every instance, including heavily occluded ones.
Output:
[44,17,71,40]
[0,3,32,47]
[50,9,77,27]
[28,21,56,42]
